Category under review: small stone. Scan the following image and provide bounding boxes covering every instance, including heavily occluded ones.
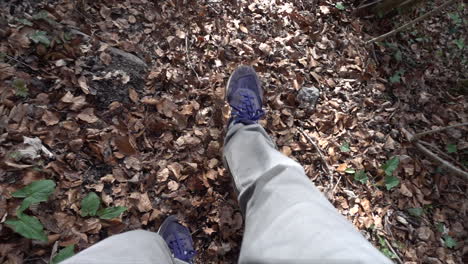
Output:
[297,86,320,110]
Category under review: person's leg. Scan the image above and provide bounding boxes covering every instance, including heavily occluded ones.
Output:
[223,66,391,264]
[224,124,392,264]
[61,230,181,264]
[62,216,194,264]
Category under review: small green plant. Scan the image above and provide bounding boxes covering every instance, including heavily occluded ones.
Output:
[29,31,51,47]
[81,192,127,219]
[340,142,350,152]
[453,38,465,50]
[15,18,33,26]
[443,235,457,249]
[407,207,424,217]
[446,143,457,153]
[377,235,397,259]
[382,157,400,190]
[12,79,28,98]
[335,2,345,10]
[389,70,404,84]
[51,245,75,264]
[5,180,56,241]
[448,13,462,25]
[354,170,369,184]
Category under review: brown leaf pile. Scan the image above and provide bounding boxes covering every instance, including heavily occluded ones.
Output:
[0,0,467,263]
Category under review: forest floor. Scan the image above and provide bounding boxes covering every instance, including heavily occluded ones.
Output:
[0,0,467,263]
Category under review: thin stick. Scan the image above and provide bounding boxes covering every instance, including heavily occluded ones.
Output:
[5,55,49,75]
[185,35,200,82]
[412,122,468,141]
[297,127,334,183]
[366,0,458,44]
[402,128,468,180]
[384,237,403,264]
[419,141,467,171]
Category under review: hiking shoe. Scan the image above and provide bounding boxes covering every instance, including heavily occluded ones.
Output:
[226,65,264,125]
[158,215,196,263]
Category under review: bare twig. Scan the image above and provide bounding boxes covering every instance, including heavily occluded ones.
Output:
[5,55,49,75]
[366,0,458,44]
[384,237,403,264]
[401,128,468,180]
[419,140,467,171]
[297,127,334,184]
[412,122,468,141]
[185,35,200,82]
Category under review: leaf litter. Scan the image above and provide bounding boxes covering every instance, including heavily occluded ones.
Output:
[0,0,466,263]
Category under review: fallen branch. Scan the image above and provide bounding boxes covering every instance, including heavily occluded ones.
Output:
[401,128,468,180]
[297,127,334,183]
[384,237,403,264]
[412,122,468,141]
[366,0,458,44]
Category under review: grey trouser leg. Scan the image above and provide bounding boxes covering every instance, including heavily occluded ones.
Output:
[224,124,392,264]
[62,230,186,264]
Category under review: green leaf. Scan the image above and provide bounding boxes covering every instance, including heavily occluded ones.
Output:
[345,168,355,174]
[354,170,368,184]
[12,79,28,98]
[448,13,461,24]
[389,73,400,83]
[407,207,424,217]
[51,245,75,264]
[13,180,56,212]
[97,206,127,220]
[453,38,465,50]
[380,247,397,259]
[5,212,47,241]
[340,142,350,152]
[16,18,33,26]
[81,192,101,217]
[32,10,50,20]
[382,157,400,176]
[435,222,446,233]
[394,50,402,62]
[446,144,457,153]
[29,31,51,47]
[335,2,345,10]
[384,175,400,190]
[443,235,457,249]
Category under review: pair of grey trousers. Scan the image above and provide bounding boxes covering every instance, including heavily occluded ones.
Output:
[63,124,391,264]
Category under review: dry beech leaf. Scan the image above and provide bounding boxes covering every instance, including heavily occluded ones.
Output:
[78,76,90,94]
[239,25,248,33]
[129,88,139,103]
[114,135,137,156]
[167,180,179,191]
[100,52,112,65]
[77,108,99,123]
[42,110,60,126]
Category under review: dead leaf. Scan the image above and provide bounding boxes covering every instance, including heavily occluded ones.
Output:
[42,110,60,126]
[167,180,179,191]
[78,76,90,94]
[114,135,137,156]
[77,108,99,123]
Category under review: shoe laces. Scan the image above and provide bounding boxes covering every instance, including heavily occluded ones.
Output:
[231,91,264,124]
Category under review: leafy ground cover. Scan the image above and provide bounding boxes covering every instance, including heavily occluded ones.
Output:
[0,0,466,263]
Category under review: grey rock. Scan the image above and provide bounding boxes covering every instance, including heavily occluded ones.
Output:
[297,86,320,110]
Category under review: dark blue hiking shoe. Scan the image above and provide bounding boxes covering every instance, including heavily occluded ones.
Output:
[158,215,196,263]
[226,65,264,125]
